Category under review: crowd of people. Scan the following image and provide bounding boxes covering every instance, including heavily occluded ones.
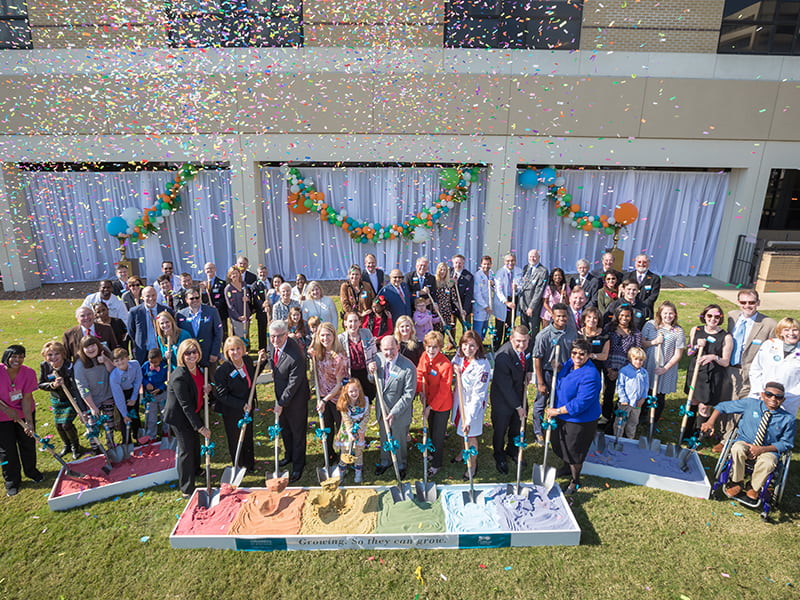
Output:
[0,251,796,502]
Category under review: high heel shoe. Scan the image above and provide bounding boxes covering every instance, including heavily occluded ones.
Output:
[450,455,463,464]
[462,466,478,481]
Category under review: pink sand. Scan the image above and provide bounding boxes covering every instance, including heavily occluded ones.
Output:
[52,443,176,497]
[174,484,250,536]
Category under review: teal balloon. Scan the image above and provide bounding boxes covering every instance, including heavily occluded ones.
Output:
[518,169,539,190]
[440,168,460,188]
[539,167,557,184]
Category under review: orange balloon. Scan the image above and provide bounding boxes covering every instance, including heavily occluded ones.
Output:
[582,222,593,231]
[613,202,639,225]
[570,204,580,213]
[288,201,308,215]
[288,193,299,203]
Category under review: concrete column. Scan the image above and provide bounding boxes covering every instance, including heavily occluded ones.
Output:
[0,164,42,291]
[228,138,263,263]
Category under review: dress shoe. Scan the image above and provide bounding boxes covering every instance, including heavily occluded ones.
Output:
[6,487,19,497]
[29,470,44,484]
[746,487,760,501]
[712,442,724,453]
[398,468,407,480]
[375,463,390,476]
[724,482,742,498]
[535,435,545,446]
[278,457,292,468]
[72,445,86,460]
[289,470,303,483]
[59,446,71,458]
[563,481,579,495]
[496,460,508,475]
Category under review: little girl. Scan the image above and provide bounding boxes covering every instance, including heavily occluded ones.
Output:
[363,295,393,342]
[336,380,370,483]
[413,297,440,341]
[287,305,310,351]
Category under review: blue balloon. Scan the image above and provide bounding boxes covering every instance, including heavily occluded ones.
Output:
[539,167,557,184]
[106,216,128,237]
[518,169,539,190]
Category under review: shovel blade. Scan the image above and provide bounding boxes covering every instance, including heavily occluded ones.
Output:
[595,432,607,454]
[160,437,177,452]
[197,488,221,509]
[649,438,662,453]
[664,443,677,458]
[221,465,247,488]
[265,469,289,482]
[678,448,691,471]
[532,465,557,492]
[414,480,437,502]
[462,487,478,504]
[107,446,124,463]
[124,443,135,458]
[390,482,413,503]
[638,436,648,450]
[317,465,341,485]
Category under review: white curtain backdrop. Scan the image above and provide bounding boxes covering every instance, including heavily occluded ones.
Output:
[260,166,488,280]
[511,170,730,276]
[23,170,233,283]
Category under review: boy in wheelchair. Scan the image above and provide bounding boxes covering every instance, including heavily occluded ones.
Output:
[701,382,795,504]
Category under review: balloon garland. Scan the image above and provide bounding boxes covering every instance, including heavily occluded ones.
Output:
[283,164,479,244]
[105,164,200,243]
[518,166,639,234]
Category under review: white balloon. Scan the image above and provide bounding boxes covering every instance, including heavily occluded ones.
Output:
[429,206,438,214]
[462,172,471,181]
[340,210,348,218]
[554,176,566,186]
[290,184,300,193]
[125,227,134,235]
[446,201,454,209]
[162,209,171,217]
[607,217,616,225]
[412,226,432,244]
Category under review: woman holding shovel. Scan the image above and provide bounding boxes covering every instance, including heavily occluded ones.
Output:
[642,301,684,427]
[164,339,211,498]
[545,339,601,495]
[214,337,267,473]
[416,331,453,477]
[309,322,349,467]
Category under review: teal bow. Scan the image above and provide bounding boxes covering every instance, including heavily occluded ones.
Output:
[645,395,658,408]
[383,438,399,454]
[488,323,497,337]
[678,405,695,418]
[614,409,629,423]
[684,435,701,450]
[416,439,435,454]
[267,424,282,440]
[84,425,100,439]
[127,409,138,420]
[238,413,253,429]
[200,442,216,457]
[513,434,527,449]
[461,445,478,462]
[39,437,54,451]
[462,321,473,330]
[142,393,154,406]
[541,417,558,431]
[351,422,361,435]
[314,426,331,440]
[96,414,111,426]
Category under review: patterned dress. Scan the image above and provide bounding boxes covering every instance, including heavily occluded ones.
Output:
[642,321,685,394]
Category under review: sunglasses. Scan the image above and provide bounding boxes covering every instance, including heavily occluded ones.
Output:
[764,391,785,400]
[184,349,199,356]
[571,350,587,356]
[129,284,141,288]
[705,314,722,320]
[187,296,200,301]
[739,300,757,306]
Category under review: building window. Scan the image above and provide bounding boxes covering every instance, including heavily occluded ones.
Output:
[719,0,800,55]
[0,0,31,49]
[166,0,302,48]
[445,0,582,50]
[761,169,800,230]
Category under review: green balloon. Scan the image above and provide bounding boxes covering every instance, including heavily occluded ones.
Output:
[592,220,601,228]
[161,202,170,210]
[135,218,143,227]
[604,226,615,234]
[440,168,460,188]
[563,194,572,203]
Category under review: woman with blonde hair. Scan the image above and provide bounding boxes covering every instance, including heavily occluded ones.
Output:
[156,311,191,368]
[749,317,800,417]
[38,341,84,459]
[309,322,349,465]
[393,314,423,366]
[301,280,338,330]
[164,339,211,497]
[433,262,460,347]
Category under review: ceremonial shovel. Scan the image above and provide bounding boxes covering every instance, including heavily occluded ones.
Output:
[666,338,705,458]
[375,376,413,503]
[61,386,113,474]
[223,360,265,487]
[508,378,530,497]
[532,345,559,492]
[454,369,478,504]
[312,358,341,483]
[414,387,437,502]
[197,370,221,509]
[638,344,662,453]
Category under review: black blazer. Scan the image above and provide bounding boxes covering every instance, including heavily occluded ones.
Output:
[405,271,437,303]
[569,272,600,305]
[451,268,474,313]
[269,337,310,409]
[490,341,531,415]
[362,269,385,293]
[214,355,258,413]
[164,366,205,432]
[202,276,228,320]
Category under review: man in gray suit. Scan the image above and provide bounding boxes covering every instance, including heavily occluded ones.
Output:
[717,289,777,452]
[368,335,416,479]
[517,249,548,336]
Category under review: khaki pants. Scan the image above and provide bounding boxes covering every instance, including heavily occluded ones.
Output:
[730,441,778,492]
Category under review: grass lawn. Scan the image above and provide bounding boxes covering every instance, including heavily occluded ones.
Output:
[0,290,798,600]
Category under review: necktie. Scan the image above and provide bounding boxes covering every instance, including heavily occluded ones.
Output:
[732,317,747,366]
[638,273,644,285]
[273,348,280,366]
[753,410,772,446]
[507,270,512,295]
[384,361,391,385]
[519,352,525,373]
[397,285,404,302]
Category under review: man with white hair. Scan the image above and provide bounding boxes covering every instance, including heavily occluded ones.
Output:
[62,306,119,363]
[569,258,600,307]
[405,256,437,307]
[623,254,661,310]
[518,249,548,334]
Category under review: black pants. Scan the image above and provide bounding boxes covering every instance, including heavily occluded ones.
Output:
[494,315,512,351]
[602,369,617,432]
[491,408,522,462]
[255,310,268,351]
[0,416,38,490]
[221,407,255,471]
[321,400,342,463]
[427,409,450,469]
[520,300,543,336]
[171,424,201,495]
[279,398,308,471]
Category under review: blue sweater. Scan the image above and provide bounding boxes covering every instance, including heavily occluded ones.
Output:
[554,359,602,423]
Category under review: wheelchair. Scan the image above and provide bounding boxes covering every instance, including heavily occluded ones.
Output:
[710,429,792,521]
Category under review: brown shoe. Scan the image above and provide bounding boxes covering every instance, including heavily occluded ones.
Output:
[746,488,759,501]
[724,482,742,498]
[712,442,724,453]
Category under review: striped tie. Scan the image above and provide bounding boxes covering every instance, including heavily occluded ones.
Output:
[753,410,772,447]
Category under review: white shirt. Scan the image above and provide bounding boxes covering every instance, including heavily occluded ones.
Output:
[82,293,129,320]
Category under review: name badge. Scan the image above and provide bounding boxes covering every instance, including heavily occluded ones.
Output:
[230,370,239,378]
[752,339,763,345]
[645,285,652,290]
[430,369,438,376]
[10,391,22,402]
[635,311,642,318]
[752,411,760,419]
[592,339,601,346]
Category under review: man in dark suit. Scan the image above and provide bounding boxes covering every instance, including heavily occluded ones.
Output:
[594,251,623,283]
[450,254,474,328]
[518,249,548,335]
[269,319,310,483]
[202,262,229,338]
[624,254,661,310]
[62,306,119,363]
[362,253,384,295]
[378,269,413,322]
[236,256,257,285]
[490,326,532,474]
[569,258,600,307]
[176,288,222,372]
[127,286,172,364]
[405,256,436,306]
[368,336,417,479]
[249,265,271,351]
[110,263,129,297]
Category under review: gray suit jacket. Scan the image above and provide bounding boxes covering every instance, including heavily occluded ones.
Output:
[727,310,777,375]
[518,263,548,312]
[373,354,416,421]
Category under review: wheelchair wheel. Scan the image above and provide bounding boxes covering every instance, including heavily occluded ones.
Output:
[774,451,792,507]
[713,436,735,481]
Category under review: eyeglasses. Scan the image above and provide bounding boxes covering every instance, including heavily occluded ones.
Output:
[705,314,722,320]
[184,349,199,356]
[739,300,757,306]
[764,391,785,400]
[129,284,141,288]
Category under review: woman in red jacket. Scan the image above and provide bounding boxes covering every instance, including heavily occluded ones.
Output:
[416,331,453,476]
